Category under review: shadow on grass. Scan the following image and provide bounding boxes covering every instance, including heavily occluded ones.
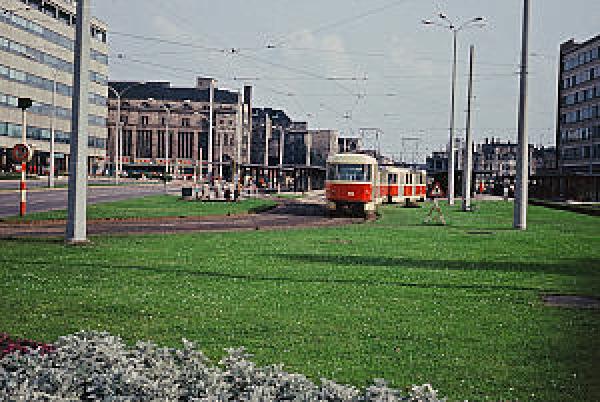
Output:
[0,258,563,293]
[0,237,65,245]
[272,253,599,275]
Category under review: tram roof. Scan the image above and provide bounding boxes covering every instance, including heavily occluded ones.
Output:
[327,153,377,165]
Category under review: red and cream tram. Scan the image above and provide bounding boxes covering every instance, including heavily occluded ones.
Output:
[326,153,379,216]
[379,167,402,204]
[327,154,428,215]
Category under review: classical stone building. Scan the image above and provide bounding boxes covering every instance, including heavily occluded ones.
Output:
[107,79,252,178]
[0,0,109,175]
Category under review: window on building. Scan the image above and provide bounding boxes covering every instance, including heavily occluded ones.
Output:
[141,116,149,126]
[182,118,190,127]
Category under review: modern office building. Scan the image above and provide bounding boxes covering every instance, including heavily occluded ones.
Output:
[0,0,109,175]
[338,136,361,153]
[107,79,252,178]
[557,34,600,174]
[250,107,310,166]
[308,129,338,166]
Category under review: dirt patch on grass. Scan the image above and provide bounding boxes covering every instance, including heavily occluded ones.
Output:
[542,294,600,309]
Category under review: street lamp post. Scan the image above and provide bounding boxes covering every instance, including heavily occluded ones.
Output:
[48,68,57,188]
[162,104,171,193]
[107,82,145,184]
[22,54,57,188]
[422,13,486,205]
[514,0,530,230]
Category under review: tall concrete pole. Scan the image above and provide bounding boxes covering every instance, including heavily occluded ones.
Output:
[48,70,56,188]
[208,80,214,179]
[115,93,121,184]
[305,131,312,191]
[462,45,475,212]
[66,0,90,243]
[164,106,170,193]
[265,114,271,188]
[236,94,242,188]
[514,0,530,230]
[245,104,251,164]
[278,128,284,193]
[448,29,458,205]
[265,114,271,166]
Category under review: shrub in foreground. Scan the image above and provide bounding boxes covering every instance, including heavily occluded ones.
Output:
[0,331,445,401]
[0,333,54,359]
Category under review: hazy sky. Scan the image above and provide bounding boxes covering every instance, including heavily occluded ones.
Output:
[92,0,599,161]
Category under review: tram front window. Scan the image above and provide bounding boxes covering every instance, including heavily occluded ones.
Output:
[328,164,371,181]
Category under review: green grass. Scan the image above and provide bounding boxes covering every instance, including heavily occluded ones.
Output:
[2,195,276,221]
[1,201,599,401]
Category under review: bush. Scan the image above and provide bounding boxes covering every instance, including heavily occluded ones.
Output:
[0,333,54,359]
[0,331,445,401]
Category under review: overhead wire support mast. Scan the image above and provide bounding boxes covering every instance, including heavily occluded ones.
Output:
[422,13,486,206]
[514,0,530,230]
[66,0,91,244]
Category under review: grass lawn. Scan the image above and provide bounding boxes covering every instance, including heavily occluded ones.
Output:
[1,201,599,400]
[1,195,276,221]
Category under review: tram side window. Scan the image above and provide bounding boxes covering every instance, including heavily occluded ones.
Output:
[329,164,371,181]
[389,174,398,184]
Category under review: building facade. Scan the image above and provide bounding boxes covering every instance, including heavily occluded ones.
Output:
[338,136,361,153]
[308,129,338,166]
[557,34,600,174]
[107,79,252,178]
[250,107,310,166]
[0,0,109,175]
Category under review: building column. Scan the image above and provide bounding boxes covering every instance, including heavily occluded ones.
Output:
[130,129,137,161]
[151,129,159,160]
[192,131,199,161]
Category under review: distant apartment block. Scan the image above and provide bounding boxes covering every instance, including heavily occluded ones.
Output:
[309,129,338,166]
[557,34,600,174]
[250,107,315,166]
[0,0,109,175]
[107,79,252,177]
[338,136,361,153]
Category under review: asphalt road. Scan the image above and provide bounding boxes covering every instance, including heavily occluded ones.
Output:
[0,184,165,218]
[0,198,362,238]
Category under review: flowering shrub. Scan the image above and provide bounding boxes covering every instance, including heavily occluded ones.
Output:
[0,331,445,401]
[0,333,54,359]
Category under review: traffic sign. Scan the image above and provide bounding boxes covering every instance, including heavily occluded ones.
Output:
[12,144,32,163]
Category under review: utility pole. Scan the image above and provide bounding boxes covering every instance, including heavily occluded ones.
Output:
[163,105,170,193]
[208,79,214,180]
[236,93,242,192]
[305,131,311,191]
[48,69,56,188]
[463,45,475,212]
[448,29,458,205]
[422,14,486,205]
[514,0,530,230]
[265,114,271,188]
[278,128,284,193]
[245,103,251,164]
[66,0,90,244]
[114,93,121,184]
